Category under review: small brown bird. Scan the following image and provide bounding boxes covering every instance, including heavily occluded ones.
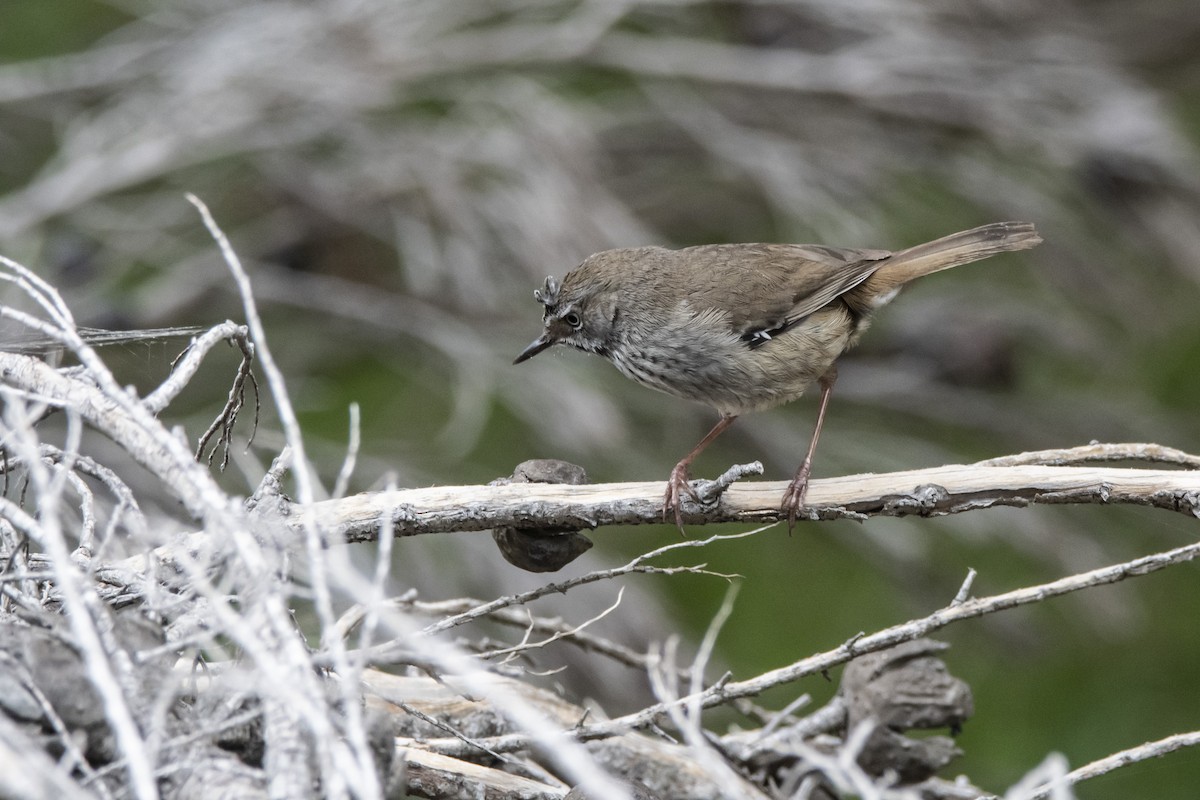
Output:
[515,222,1042,528]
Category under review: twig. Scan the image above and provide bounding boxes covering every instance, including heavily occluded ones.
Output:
[407,539,1200,756]
[694,461,763,503]
[951,568,977,606]
[332,403,361,500]
[0,424,158,800]
[646,583,770,799]
[397,702,514,765]
[161,322,259,469]
[339,562,730,669]
[975,442,1200,468]
[338,591,778,725]
[0,355,230,521]
[0,260,226,521]
[373,596,654,670]
[752,693,817,742]
[1024,730,1200,800]
[479,588,625,662]
[189,195,371,798]
[143,321,250,413]
[421,527,759,635]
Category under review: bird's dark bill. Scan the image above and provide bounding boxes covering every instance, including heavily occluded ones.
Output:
[513,334,554,364]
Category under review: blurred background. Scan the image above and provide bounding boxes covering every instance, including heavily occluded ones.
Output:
[2,0,1199,795]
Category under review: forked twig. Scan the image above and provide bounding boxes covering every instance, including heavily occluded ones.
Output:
[187,326,259,469]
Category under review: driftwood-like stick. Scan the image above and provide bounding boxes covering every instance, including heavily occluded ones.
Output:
[295,463,1200,541]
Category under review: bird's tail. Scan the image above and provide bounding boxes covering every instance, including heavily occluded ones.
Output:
[868,221,1041,292]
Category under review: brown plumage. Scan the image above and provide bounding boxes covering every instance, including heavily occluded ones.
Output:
[515,221,1042,529]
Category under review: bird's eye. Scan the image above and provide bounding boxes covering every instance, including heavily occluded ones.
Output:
[563,311,582,329]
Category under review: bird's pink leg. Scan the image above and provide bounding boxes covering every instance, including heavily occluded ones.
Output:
[664,414,738,532]
[782,367,838,531]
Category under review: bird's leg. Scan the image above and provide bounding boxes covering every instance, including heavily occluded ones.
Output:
[782,366,838,530]
[665,414,738,532]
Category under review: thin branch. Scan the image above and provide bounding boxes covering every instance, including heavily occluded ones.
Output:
[1024,730,1200,800]
[193,329,258,469]
[0,436,158,800]
[397,702,516,766]
[480,588,625,662]
[332,562,730,670]
[420,527,756,635]
[186,199,312,499]
[697,540,1200,713]
[332,403,361,500]
[406,539,1200,756]
[974,442,1200,468]
[645,584,770,800]
[189,194,374,798]
[137,321,248,412]
[0,352,228,520]
[951,569,978,606]
[348,590,788,727]
[379,596,655,670]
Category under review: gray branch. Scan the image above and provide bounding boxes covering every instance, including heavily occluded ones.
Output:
[294,460,1200,541]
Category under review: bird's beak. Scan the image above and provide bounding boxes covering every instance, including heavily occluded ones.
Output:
[513,333,555,364]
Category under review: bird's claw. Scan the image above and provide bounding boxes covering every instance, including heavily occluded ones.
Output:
[781,461,813,533]
[663,463,702,533]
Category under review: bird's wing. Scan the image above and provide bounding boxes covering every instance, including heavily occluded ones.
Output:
[676,243,891,337]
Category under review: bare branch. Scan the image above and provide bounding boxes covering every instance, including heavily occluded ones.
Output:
[0,352,228,520]
[293,461,1200,540]
[372,595,655,672]
[192,329,258,470]
[140,321,250,413]
[419,528,753,636]
[398,748,566,800]
[0,438,158,799]
[974,442,1200,468]
[479,588,626,662]
[332,402,362,500]
[1025,730,1200,800]
[406,538,1200,755]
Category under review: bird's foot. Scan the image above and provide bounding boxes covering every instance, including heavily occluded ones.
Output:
[781,461,813,533]
[663,462,702,533]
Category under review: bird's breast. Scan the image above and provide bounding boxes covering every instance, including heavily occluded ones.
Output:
[603,305,856,415]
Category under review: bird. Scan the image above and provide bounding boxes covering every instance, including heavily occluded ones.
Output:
[514,221,1042,529]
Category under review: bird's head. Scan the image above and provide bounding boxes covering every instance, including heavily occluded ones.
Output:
[514,270,619,364]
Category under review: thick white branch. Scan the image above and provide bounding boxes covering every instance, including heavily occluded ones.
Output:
[295,463,1200,541]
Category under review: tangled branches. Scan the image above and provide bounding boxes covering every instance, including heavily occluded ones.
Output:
[0,207,1197,799]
